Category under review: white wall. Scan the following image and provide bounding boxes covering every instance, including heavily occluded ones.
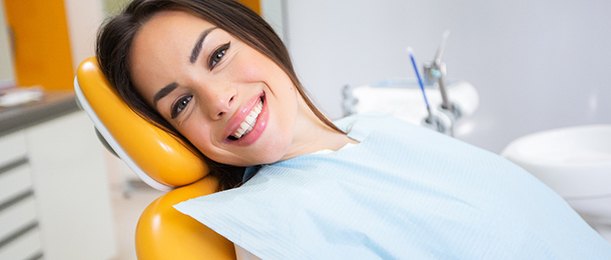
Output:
[285,0,611,152]
[262,0,286,42]
[0,3,15,88]
[65,0,105,70]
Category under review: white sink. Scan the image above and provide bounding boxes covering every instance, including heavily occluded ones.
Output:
[502,125,611,221]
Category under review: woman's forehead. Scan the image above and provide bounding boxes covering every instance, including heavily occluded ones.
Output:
[131,11,213,67]
[141,10,215,38]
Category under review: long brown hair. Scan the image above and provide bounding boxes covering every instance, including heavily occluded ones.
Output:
[97,0,342,190]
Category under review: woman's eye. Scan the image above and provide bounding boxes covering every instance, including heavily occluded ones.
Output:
[208,42,231,69]
[171,95,193,119]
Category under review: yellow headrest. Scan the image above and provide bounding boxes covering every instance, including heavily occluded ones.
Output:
[74,57,208,190]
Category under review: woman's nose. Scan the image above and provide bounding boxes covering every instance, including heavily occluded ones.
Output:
[201,85,236,120]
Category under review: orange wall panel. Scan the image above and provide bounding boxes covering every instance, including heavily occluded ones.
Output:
[4,0,74,91]
[239,0,261,15]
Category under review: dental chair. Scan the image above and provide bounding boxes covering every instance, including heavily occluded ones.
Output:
[74,57,235,259]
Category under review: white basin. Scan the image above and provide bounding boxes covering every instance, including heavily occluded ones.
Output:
[346,79,478,129]
[502,125,611,220]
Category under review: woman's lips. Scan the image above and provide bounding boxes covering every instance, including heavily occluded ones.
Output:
[229,99,262,139]
[224,92,268,146]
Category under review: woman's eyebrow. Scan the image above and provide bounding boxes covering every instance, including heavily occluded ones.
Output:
[153,82,178,106]
[190,27,218,64]
[152,27,219,106]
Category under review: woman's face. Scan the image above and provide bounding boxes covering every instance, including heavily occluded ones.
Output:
[130,11,303,166]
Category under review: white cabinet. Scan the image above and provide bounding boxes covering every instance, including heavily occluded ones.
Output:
[0,131,42,260]
[0,111,116,260]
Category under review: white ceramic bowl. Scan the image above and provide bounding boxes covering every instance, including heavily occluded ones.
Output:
[502,125,611,219]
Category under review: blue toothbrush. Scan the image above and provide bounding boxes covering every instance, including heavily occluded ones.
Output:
[407,47,433,123]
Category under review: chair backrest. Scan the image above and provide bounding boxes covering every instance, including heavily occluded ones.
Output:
[74,57,207,191]
[74,57,235,259]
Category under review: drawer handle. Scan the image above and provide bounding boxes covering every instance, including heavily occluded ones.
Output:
[0,157,28,175]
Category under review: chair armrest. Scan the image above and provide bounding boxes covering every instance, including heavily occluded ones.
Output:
[135,177,236,259]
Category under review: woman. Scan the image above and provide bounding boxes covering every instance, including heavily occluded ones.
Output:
[97,0,611,258]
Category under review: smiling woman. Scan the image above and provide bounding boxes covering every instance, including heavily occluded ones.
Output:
[97,0,347,190]
[128,10,336,167]
[94,0,611,259]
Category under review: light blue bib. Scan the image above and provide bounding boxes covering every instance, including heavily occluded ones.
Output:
[175,114,611,259]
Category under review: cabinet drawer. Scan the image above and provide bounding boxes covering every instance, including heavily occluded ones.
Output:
[0,195,38,243]
[0,132,27,167]
[0,163,32,206]
[0,225,42,260]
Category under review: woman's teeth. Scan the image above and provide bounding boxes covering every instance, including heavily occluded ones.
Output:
[231,99,263,139]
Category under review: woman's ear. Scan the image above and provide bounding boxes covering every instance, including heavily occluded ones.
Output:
[74,57,208,191]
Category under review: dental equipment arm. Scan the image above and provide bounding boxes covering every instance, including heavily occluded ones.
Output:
[424,31,461,121]
[409,47,451,135]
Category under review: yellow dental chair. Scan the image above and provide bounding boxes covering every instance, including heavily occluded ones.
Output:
[74,57,235,259]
